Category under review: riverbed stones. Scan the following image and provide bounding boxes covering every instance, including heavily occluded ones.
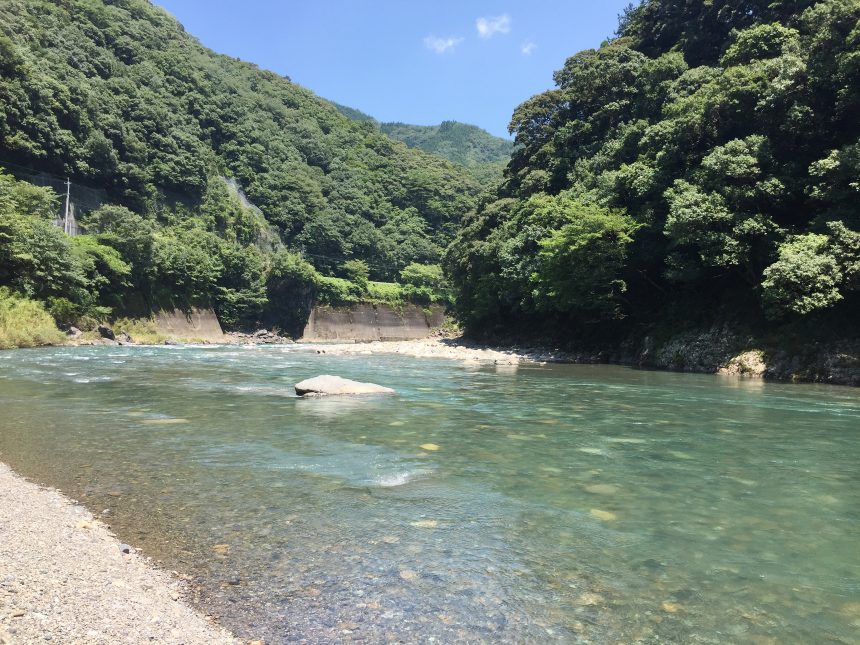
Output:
[574,592,604,606]
[590,509,618,522]
[294,375,395,397]
[585,484,619,495]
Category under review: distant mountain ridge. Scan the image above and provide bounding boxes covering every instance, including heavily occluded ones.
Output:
[330,103,514,172]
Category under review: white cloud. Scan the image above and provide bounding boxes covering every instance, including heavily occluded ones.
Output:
[521,41,537,56]
[476,14,511,39]
[423,35,464,54]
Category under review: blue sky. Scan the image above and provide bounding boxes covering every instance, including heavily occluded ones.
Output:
[155,1,632,139]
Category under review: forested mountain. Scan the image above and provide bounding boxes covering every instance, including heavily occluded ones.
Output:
[378,121,513,169]
[331,103,513,182]
[446,0,859,342]
[0,0,481,332]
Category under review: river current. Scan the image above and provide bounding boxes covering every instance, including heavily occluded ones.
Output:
[0,345,858,643]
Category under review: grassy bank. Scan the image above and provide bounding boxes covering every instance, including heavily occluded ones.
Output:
[0,289,66,349]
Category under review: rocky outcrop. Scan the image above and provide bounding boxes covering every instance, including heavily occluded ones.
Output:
[301,304,445,342]
[97,324,115,340]
[294,375,395,396]
[225,329,293,344]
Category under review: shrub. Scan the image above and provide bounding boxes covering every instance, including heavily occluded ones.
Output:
[111,317,166,344]
[761,233,842,317]
[341,259,370,290]
[317,276,363,306]
[366,281,405,306]
[0,288,65,349]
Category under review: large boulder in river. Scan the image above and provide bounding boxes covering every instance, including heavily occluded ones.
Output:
[295,375,395,397]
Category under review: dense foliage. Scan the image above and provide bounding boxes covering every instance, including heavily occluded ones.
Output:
[0,0,481,284]
[0,168,451,336]
[378,121,513,182]
[0,287,65,349]
[446,0,860,339]
[332,104,513,183]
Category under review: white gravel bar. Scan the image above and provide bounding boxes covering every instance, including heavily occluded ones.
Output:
[0,463,237,645]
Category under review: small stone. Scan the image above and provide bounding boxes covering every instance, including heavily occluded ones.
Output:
[11,610,24,618]
[661,601,682,613]
[420,443,440,451]
[578,447,606,455]
[575,592,604,606]
[585,484,619,495]
[169,591,180,601]
[76,520,93,529]
[590,508,618,522]
[399,569,418,581]
[410,520,438,528]
[119,544,131,554]
[212,544,230,555]
[382,536,400,544]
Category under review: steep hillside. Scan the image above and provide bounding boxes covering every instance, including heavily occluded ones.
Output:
[378,121,513,169]
[0,0,481,277]
[331,103,513,181]
[0,0,480,333]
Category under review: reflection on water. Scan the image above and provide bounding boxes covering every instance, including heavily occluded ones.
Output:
[0,346,859,643]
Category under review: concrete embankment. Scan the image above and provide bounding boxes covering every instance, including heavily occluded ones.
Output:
[301,303,445,342]
[155,307,225,342]
[0,463,236,645]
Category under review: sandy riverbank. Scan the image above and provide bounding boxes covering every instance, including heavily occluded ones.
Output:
[299,337,561,365]
[0,463,238,645]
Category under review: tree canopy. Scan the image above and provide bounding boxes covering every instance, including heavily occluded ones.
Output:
[446,0,860,337]
[0,0,483,281]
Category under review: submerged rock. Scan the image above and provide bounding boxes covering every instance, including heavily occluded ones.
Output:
[294,375,395,397]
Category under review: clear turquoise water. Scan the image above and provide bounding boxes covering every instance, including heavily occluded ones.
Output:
[0,345,858,643]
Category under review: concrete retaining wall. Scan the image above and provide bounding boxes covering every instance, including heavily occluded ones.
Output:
[154,307,225,342]
[301,304,445,342]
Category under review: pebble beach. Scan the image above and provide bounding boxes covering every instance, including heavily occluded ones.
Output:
[0,463,237,645]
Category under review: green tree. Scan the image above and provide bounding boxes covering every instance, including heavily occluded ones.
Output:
[341,259,370,290]
[761,233,843,316]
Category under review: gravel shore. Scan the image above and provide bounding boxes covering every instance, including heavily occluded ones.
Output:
[301,337,552,364]
[0,463,237,645]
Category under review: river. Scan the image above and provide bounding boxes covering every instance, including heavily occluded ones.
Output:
[0,345,858,643]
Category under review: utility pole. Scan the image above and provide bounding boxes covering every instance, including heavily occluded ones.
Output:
[63,177,71,235]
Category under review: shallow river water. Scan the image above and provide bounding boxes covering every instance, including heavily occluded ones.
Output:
[0,345,858,643]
